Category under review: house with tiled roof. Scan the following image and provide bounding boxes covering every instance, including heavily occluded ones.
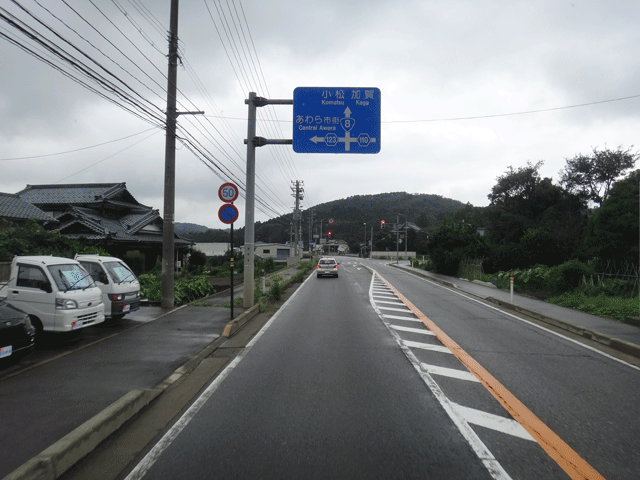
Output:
[0,192,57,232]
[13,183,191,272]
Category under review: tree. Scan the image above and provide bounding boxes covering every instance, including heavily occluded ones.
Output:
[484,162,587,269]
[488,161,544,207]
[0,219,107,261]
[559,146,638,206]
[583,169,639,266]
[427,222,487,276]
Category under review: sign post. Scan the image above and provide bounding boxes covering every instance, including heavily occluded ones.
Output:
[219,183,239,320]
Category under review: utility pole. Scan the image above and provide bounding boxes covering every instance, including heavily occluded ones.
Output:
[308,209,315,253]
[291,181,304,257]
[161,0,179,309]
[160,0,204,308]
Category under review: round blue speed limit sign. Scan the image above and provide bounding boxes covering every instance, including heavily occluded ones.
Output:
[219,182,239,203]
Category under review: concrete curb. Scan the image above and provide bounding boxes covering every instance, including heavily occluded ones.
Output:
[3,272,307,480]
[4,389,161,480]
[390,264,640,361]
[222,303,261,338]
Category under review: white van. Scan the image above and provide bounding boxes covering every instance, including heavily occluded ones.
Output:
[75,255,141,320]
[0,256,105,337]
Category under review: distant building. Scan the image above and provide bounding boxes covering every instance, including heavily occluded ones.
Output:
[255,243,296,264]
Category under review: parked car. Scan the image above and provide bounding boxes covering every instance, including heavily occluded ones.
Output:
[0,299,35,363]
[316,257,339,278]
[75,255,140,321]
[0,256,105,340]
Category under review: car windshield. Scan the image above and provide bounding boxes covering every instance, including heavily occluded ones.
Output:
[104,261,136,283]
[47,264,93,291]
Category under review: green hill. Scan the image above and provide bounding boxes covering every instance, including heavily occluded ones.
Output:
[182,192,466,246]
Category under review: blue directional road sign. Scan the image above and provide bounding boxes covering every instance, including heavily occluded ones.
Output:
[293,87,380,154]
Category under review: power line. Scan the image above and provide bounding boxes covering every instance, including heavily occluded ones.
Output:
[0,127,158,160]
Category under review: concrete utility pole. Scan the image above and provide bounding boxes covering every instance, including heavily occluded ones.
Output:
[308,209,314,253]
[161,0,179,309]
[160,0,204,308]
[291,181,304,257]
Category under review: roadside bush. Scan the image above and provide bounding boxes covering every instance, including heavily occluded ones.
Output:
[138,273,213,305]
[546,259,594,293]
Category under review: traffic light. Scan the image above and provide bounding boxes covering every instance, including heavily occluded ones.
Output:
[381,220,385,229]
[328,231,332,238]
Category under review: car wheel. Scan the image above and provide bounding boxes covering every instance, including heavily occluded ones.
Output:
[317,274,321,278]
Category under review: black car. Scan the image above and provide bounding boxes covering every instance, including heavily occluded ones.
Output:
[0,299,36,363]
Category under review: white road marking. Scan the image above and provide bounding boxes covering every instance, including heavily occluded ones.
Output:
[451,404,535,442]
[378,306,413,313]
[403,339,453,354]
[375,299,407,306]
[382,314,422,322]
[391,325,435,335]
[421,363,480,382]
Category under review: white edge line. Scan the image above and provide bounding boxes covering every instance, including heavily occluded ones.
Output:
[367,272,513,480]
[124,270,315,479]
[413,274,640,372]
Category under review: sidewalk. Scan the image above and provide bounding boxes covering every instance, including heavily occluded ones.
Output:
[391,262,640,359]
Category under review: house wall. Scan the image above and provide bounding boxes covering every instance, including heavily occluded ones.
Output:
[255,244,293,262]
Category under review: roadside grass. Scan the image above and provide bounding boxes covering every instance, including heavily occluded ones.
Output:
[547,292,639,324]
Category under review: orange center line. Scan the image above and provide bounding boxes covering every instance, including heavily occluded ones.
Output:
[371,268,606,480]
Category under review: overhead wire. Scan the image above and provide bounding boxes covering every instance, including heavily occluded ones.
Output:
[2,1,296,219]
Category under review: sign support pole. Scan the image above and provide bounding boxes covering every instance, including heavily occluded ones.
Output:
[243,93,293,308]
[230,222,234,319]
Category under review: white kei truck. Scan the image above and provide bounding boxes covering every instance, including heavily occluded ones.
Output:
[0,256,105,338]
[74,254,141,320]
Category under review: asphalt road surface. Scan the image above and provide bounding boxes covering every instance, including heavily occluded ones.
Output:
[120,260,640,479]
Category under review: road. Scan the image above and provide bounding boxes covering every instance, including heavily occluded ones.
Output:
[117,259,640,480]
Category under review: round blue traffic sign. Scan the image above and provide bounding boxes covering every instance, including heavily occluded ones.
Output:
[218,203,239,224]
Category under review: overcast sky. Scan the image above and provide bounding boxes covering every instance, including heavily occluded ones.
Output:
[1,1,638,229]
